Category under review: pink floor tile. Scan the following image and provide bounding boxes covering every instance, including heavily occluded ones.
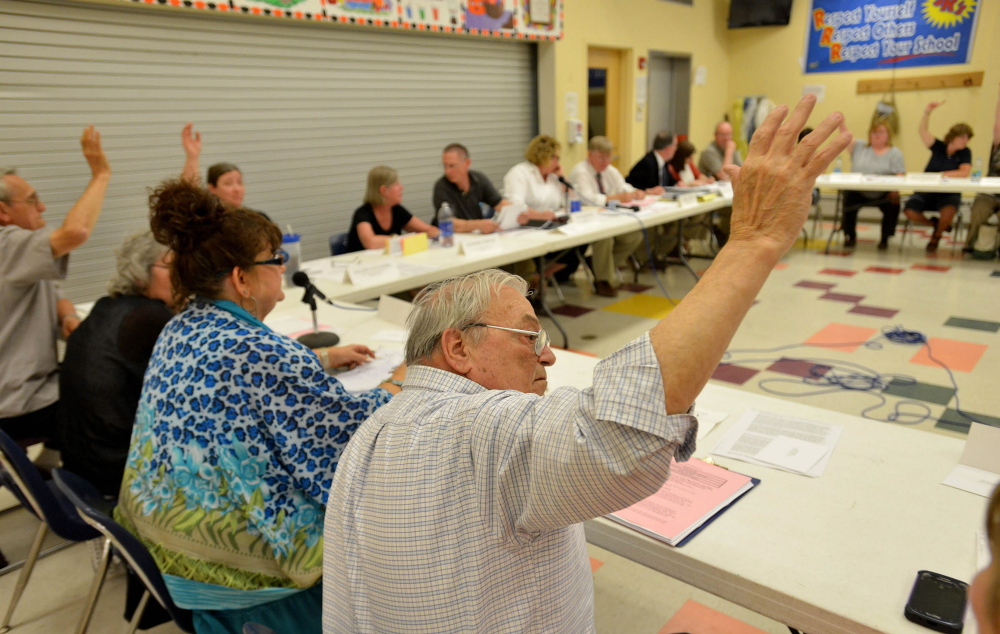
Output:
[819,268,857,277]
[820,292,865,303]
[910,263,951,272]
[909,338,988,373]
[773,262,790,270]
[795,281,838,290]
[849,305,899,318]
[865,266,904,274]
[804,323,879,352]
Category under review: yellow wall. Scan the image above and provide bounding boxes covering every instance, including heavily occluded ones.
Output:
[727,0,997,171]
[539,0,732,171]
[545,0,997,174]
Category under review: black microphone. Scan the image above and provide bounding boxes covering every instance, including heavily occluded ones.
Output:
[292,271,327,300]
[290,271,340,348]
[557,175,574,190]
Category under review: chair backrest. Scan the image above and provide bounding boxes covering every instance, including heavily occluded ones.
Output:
[0,429,99,541]
[329,231,349,256]
[52,469,195,633]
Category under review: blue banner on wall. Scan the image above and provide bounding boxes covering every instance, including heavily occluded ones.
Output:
[804,0,979,73]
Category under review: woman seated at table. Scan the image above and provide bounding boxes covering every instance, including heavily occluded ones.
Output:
[502,134,565,224]
[971,483,1000,634]
[59,230,176,497]
[902,101,973,252]
[839,118,906,250]
[116,180,403,633]
[667,140,714,186]
[345,165,439,252]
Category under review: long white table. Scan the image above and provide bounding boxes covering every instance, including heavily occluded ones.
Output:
[269,297,986,634]
[296,196,731,304]
[815,174,1000,253]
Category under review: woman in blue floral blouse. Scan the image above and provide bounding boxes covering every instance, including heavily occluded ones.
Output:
[115,180,403,634]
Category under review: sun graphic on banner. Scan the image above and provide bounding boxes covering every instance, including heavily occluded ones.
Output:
[922,0,976,29]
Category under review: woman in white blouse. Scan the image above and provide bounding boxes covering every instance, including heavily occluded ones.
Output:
[502,135,566,225]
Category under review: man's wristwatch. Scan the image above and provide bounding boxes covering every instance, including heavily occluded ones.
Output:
[386,380,404,389]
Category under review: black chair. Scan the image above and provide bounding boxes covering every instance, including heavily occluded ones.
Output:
[52,469,195,634]
[328,231,349,256]
[0,430,110,634]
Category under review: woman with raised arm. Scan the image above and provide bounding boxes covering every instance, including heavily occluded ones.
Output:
[901,101,973,252]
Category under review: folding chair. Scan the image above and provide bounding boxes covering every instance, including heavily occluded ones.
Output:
[0,430,109,634]
[52,469,195,634]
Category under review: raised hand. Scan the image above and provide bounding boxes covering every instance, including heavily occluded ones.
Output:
[724,95,852,255]
[181,122,202,159]
[80,125,110,178]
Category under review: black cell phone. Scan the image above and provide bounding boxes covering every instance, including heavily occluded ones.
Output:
[904,570,968,634]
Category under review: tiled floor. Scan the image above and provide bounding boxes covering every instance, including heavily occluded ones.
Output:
[1,219,998,633]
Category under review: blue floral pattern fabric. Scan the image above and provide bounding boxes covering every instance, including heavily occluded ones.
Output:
[117,299,391,592]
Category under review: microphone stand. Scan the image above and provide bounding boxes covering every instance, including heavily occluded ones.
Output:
[296,287,340,348]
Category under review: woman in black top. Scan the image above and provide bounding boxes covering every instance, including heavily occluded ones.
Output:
[903,101,973,252]
[59,230,175,495]
[345,165,438,252]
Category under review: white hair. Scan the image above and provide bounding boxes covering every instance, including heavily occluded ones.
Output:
[0,168,17,204]
[405,269,528,365]
[106,230,169,297]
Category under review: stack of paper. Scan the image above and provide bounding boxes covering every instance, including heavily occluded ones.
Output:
[331,348,405,394]
[608,458,757,547]
[711,410,842,477]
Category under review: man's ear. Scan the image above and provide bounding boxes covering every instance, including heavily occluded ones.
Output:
[0,202,12,226]
[438,328,474,376]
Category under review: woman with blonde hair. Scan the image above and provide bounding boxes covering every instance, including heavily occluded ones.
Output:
[345,165,438,252]
[838,117,906,250]
[502,134,565,224]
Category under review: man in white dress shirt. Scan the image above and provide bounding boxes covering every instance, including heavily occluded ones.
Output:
[569,136,646,296]
[322,96,851,633]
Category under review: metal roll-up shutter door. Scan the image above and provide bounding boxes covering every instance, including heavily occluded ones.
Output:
[0,0,537,302]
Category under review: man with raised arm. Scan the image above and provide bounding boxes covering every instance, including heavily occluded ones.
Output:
[0,126,111,455]
[322,96,851,633]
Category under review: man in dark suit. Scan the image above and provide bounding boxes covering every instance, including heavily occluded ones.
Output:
[626,131,679,192]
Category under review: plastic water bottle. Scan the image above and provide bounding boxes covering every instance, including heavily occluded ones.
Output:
[833,157,843,174]
[569,190,582,213]
[438,202,455,247]
[281,232,301,286]
[971,157,983,183]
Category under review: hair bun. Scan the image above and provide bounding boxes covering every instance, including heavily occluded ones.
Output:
[148,179,228,254]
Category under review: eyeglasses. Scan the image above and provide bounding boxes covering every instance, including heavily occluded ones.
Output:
[9,193,40,207]
[464,322,550,356]
[253,249,289,267]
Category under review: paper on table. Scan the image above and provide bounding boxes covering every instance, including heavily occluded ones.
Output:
[711,409,842,477]
[693,407,727,441]
[369,329,406,343]
[754,435,830,475]
[332,348,405,394]
[942,464,1000,498]
[608,458,755,546]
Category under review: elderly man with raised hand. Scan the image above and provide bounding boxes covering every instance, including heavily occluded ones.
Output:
[0,126,110,459]
[569,136,645,297]
[322,95,851,633]
[432,143,509,234]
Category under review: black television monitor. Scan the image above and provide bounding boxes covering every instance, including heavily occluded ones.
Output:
[728,0,794,28]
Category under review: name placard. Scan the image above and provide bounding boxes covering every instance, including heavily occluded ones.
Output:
[677,193,699,207]
[556,222,590,236]
[402,232,429,255]
[457,234,503,257]
[345,260,398,286]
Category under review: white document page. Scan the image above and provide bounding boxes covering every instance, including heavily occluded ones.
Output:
[332,348,405,394]
[711,409,842,477]
[755,435,830,475]
[942,465,1000,498]
[265,315,332,338]
[692,407,727,441]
